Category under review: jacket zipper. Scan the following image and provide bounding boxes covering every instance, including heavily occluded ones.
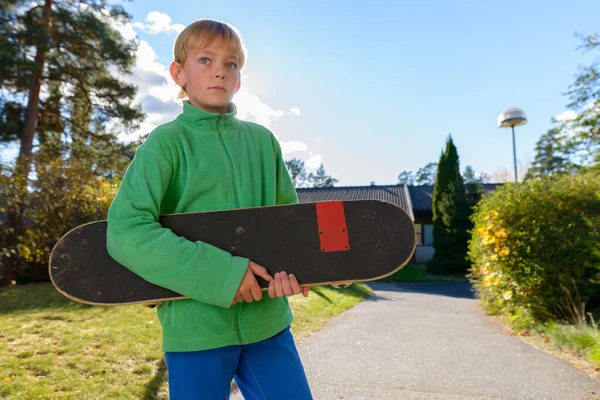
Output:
[216,115,240,209]
[216,114,244,345]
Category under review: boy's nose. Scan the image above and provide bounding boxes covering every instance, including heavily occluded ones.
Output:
[215,68,226,79]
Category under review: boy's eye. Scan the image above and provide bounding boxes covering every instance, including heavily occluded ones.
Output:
[226,62,238,69]
[199,57,210,64]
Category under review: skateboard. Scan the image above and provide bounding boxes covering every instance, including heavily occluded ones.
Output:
[49,200,416,306]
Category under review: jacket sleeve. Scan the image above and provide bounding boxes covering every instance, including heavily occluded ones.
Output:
[270,134,298,205]
[106,145,248,308]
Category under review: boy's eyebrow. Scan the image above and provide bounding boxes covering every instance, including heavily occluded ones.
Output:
[191,48,239,60]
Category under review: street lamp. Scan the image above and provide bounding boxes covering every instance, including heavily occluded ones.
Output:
[497,107,527,182]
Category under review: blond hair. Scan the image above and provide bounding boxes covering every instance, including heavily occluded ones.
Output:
[173,19,246,99]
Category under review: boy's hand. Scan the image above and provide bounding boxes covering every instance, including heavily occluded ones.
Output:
[232,261,272,305]
[268,271,311,298]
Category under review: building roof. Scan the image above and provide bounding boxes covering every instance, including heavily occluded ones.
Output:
[297,183,504,218]
[297,185,414,220]
[407,185,434,213]
[408,184,504,213]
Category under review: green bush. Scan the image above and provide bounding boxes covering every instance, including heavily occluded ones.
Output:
[468,172,600,329]
[0,152,119,283]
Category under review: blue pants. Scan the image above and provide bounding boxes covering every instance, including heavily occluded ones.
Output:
[164,326,313,399]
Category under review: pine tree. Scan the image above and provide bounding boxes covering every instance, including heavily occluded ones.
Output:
[284,158,308,188]
[308,164,338,187]
[1,0,144,166]
[284,159,338,188]
[397,170,415,185]
[463,165,484,214]
[429,136,471,274]
[415,162,437,185]
[524,128,576,180]
[565,32,600,168]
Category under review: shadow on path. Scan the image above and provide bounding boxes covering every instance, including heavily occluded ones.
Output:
[366,281,476,300]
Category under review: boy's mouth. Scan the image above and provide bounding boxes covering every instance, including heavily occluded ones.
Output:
[209,86,226,92]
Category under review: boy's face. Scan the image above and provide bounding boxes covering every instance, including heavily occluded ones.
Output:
[170,38,241,114]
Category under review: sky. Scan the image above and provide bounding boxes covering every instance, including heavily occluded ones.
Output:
[4,0,600,186]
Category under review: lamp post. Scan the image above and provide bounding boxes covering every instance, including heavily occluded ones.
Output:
[497,107,527,182]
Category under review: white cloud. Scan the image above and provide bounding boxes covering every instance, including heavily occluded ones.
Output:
[552,109,587,141]
[135,41,171,78]
[100,9,181,141]
[110,33,180,140]
[235,89,285,128]
[134,11,185,35]
[280,141,307,155]
[289,108,301,116]
[555,110,577,122]
[113,113,176,143]
[113,19,138,40]
[306,155,322,169]
[86,3,138,42]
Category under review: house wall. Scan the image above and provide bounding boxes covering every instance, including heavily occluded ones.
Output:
[415,245,435,264]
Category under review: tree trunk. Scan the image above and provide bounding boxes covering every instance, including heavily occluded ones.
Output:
[0,0,54,286]
[18,0,53,161]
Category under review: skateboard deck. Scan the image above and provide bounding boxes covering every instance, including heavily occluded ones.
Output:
[49,200,415,306]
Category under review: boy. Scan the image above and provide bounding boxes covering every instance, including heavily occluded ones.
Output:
[106,19,313,399]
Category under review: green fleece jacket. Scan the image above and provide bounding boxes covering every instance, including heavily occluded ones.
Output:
[106,100,297,352]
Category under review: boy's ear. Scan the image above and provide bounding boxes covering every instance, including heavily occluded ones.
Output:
[170,61,185,86]
[236,76,241,93]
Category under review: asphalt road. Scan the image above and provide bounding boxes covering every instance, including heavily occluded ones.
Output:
[232,282,600,399]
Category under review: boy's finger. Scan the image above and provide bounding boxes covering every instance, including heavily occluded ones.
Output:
[268,281,275,298]
[274,273,284,297]
[250,262,273,282]
[241,291,253,303]
[302,286,311,297]
[251,283,262,301]
[281,271,293,295]
[289,274,302,295]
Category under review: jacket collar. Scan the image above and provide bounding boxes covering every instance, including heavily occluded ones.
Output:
[176,100,238,131]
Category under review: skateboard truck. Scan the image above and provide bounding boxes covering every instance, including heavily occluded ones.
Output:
[143,302,163,308]
[331,282,352,289]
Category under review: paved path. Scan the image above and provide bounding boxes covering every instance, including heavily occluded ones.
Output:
[232,282,600,399]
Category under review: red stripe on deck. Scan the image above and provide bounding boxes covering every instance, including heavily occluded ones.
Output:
[315,202,350,252]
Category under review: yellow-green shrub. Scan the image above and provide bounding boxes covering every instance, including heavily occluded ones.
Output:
[468,172,600,330]
[0,152,119,283]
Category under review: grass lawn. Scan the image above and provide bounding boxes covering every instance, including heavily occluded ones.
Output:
[0,282,372,399]
[379,264,467,283]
